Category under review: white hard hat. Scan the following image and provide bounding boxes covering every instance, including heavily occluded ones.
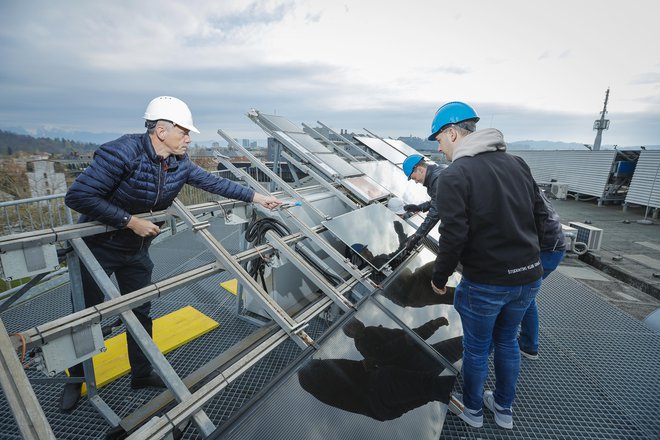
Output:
[143,96,200,133]
[387,197,405,215]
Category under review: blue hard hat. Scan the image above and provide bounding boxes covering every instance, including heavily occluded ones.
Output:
[351,243,366,253]
[403,154,425,180]
[427,101,480,141]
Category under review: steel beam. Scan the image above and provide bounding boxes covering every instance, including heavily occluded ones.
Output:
[0,319,56,440]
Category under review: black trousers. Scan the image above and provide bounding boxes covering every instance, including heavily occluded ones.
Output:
[69,241,154,378]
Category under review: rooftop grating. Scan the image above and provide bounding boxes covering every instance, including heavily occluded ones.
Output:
[0,221,659,439]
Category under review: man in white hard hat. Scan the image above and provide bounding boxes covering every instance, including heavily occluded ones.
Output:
[386,197,407,218]
[61,96,282,412]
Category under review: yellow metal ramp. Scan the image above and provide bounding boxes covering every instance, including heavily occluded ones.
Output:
[79,306,219,394]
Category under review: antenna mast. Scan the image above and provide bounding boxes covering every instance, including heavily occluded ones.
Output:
[592,88,610,151]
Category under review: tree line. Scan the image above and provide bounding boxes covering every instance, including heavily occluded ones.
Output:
[0,130,98,156]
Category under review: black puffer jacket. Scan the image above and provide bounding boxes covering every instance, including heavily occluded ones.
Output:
[65,132,254,250]
[432,129,544,288]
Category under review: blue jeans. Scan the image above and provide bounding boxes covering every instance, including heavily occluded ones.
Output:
[454,277,541,410]
[519,250,565,353]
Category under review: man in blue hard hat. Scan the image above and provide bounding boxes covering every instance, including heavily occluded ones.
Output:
[401,154,447,252]
[427,101,544,430]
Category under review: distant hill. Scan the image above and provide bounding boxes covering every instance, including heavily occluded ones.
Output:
[397,136,658,152]
[397,136,589,151]
[0,130,99,155]
[507,140,586,150]
[398,136,437,151]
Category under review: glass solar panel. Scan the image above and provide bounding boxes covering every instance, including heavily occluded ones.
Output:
[354,136,407,164]
[322,204,417,271]
[259,113,305,133]
[340,176,391,203]
[353,160,430,205]
[315,153,362,177]
[215,298,454,440]
[376,246,463,369]
[383,138,421,157]
[286,132,332,153]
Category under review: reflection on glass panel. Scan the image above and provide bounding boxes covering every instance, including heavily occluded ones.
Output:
[217,299,453,440]
[322,204,417,271]
[259,113,305,133]
[354,136,407,164]
[274,132,319,159]
[353,160,430,205]
[315,153,362,177]
[376,246,463,368]
[383,138,421,157]
[341,176,391,203]
[286,132,331,153]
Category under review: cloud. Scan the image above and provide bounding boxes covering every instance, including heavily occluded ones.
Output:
[630,72,660,85]
[1,0,659,147]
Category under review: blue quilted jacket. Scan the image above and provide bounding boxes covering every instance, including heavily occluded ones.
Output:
[65,133,255,250]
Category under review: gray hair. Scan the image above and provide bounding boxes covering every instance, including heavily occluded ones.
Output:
[145,119,174,135]
[453,120,477,137]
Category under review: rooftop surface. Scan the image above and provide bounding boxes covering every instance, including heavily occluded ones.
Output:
[0,197,659,439]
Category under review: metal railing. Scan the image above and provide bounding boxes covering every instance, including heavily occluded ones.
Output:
[0,169,270,235]
[0,194,75,236]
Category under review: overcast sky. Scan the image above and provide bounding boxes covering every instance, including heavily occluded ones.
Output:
[1,0,658,146]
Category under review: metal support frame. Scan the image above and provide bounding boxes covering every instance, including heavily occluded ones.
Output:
[246,115,360,190]
[265,231,354,313]
[66,250,121,427]
[217,129,330,220]
[0,272,47,313]
[125,290,344,440]
[301,123,359,163]
[270,139,282,193]
[169,199,315,349]
[279,151,358,209]
[0,319,56,439]
[69,238,217,437]
[0,200,254,254]
[277,207,377,293]
[315,120,379,161]
[0,132,381,438]
[219,121,375,292]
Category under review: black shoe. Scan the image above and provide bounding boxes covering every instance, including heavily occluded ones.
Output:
[130,371,165,390]
[60,382,83,412]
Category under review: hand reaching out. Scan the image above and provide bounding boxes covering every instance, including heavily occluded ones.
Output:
[403,204,421,213]
[253,193,283,210]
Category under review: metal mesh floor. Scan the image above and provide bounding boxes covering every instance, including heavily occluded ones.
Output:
[440,271,660,439]
[1,221,659,439]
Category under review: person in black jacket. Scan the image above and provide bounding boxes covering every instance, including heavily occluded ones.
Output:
[60,96,281,412]
[518,188,566,360]
[400,154,447,251]
[427,101,544,430]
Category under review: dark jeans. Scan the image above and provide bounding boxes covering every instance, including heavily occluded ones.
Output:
[69,241,154,378]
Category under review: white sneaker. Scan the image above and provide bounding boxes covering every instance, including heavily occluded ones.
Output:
[448,393,483,428]
[483,390,513,429]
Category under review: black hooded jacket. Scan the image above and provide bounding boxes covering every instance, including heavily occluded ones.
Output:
[432,129,544,288]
